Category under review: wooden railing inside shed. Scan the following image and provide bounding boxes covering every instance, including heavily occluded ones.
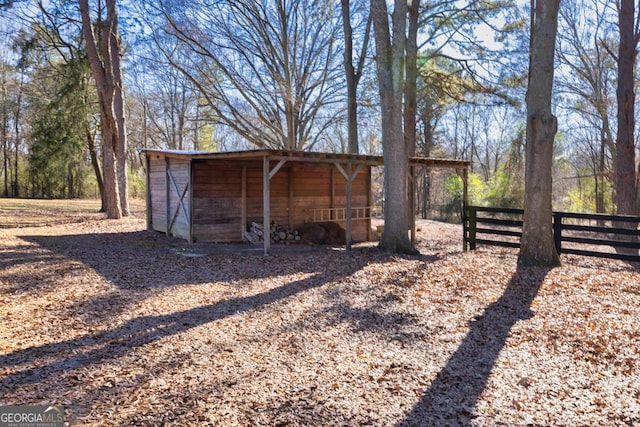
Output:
[464,206,640,262]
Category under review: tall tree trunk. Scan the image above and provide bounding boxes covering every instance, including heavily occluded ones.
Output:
[404,0,419,158]
[99,111,120,218]
[404,0,419,225]
[80,0,122,218]
[1,68,7,197]
[598,84,614,219]
[2,129,7,197]
[110,8,129,216]
[616,0,638,215]
[87,128,105,211]
[420,111,434,219]
[12,71,24,198]
[68,163,74,198]
[614,0,639,254]
[12,132,18,197]
[341,1,371,154]
[595,127,606,216]
[518,0,561,267]
[371,0,416,254]
[421,173,429,219]
[342,0,358,154]
[277,1,296,150]
[192,101,198,151]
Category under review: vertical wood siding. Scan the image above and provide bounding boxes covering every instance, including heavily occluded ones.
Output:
[160,158,372,243]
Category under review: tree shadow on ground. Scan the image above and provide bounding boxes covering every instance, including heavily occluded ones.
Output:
[17,230,334,287]
[5,231,351,313]
[398,266,549,427]
[318,253,439,344]
[0,232,384,396]
[0,273,312,383]
[0,243,68,271]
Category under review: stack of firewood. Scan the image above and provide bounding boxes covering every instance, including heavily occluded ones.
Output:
[244,222,301,244]
[270,223,301,243]
[244,222,264,243]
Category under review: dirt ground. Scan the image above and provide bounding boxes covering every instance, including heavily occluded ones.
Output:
[0,198,639,426]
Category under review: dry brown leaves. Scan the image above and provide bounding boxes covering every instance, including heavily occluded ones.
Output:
[0,200,639,426]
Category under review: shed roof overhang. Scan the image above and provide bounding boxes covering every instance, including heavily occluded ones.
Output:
[139,148,471,169]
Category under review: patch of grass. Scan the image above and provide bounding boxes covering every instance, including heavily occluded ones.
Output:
[0,198,145,228]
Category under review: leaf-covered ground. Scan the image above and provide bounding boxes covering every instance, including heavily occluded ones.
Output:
[1,199,639,426]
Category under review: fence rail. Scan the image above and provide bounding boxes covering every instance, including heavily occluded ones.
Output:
[463,206,640,263]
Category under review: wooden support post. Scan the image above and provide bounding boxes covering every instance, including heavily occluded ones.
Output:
[409,165,416,245]
[469,205,477,251]
[553,212,562,255]
[263,155,270,256]
[288,166,294,229]
[241,165,247,240]
[165,156,170,236]
[188,160,193,244]
[461,167,469,251]
[330,166,335,220]
[145,154,152,231]
[346,163,353,251]
[463,203,468,251]
[335,162,363,252]
[367,166,372,241]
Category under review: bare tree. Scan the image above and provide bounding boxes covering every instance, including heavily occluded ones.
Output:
[111,7,128,215]
[404,0,420,159]
[341,0,371,154]
[149,0,343,151]
[0,55,9,197]
[613,0,639,218]
[518,0,561,267]
[79,0,128,218]
[129,55,199,151]
[0,33,30,198]
[557,0,615,215]
[371,0,416,254]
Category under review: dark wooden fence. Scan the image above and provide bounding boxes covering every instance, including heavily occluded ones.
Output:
[463,206,640,262]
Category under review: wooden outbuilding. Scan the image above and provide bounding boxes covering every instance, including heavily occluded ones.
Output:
[140,149,470,254]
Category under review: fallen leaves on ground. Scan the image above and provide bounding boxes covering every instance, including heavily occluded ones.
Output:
[0,202,639,426]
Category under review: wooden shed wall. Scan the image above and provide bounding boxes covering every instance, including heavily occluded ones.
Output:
[147,155,191,240]
[192,161,243,242]
[191,160,370,242]
[292,163,369,239]
[148,156,167,232]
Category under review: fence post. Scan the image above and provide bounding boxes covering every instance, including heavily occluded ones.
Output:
[463,204,468,250]
[553,212,562,255]
[469,206,477,250]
